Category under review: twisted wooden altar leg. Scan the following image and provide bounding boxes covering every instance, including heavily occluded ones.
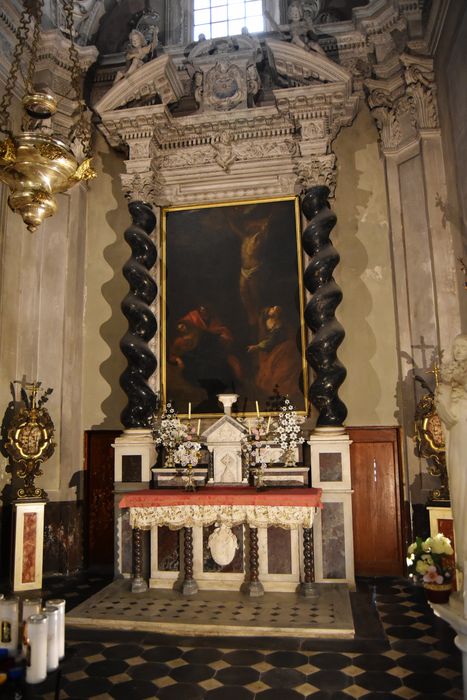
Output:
[182,527,198,595]
[247,526,264,597]
[132,527,148,593]
[301,527,318,598]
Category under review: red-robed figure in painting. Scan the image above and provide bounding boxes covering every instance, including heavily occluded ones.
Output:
[169,306,242,404]
[248,305,302,404]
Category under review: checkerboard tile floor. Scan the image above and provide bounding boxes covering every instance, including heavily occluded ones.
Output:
[15,578,466,698]
[66,579,353,637]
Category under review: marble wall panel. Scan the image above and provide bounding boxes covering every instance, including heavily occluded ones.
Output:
[321,501,346,579]
[267,527,292,574]
[157,526,180,571]
[43,501,84,575]
[319,453,343,482]
[22,513,37,584]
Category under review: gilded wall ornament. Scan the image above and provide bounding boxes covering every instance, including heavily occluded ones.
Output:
[5,382,55,500]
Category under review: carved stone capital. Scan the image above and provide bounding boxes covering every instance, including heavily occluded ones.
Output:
[401,53,438,129]
[365,52,439,151]
[121,172,159,206]
[294,154,337,197]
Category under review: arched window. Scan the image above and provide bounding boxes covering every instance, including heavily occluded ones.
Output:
[193,0,264,40]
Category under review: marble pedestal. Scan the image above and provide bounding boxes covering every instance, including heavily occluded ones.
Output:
[309,427,355,586]
[113,429,156,579]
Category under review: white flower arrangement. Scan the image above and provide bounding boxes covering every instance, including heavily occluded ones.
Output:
[239,416,271,463]
[152,402,188,453]
[407,533,454,585]
[173,440,202,467]
[273,398,304,464]
[152,402,201,468]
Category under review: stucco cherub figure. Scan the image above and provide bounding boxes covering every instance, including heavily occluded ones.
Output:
[435,333,467,586]
[213,131,236,172]
[114,27,159,83]
[286,0,326,56]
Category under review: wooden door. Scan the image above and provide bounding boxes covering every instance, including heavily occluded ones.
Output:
[84,430,121,570]
[348,427,405,576]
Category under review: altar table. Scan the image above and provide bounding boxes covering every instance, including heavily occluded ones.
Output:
[119,487,323,596]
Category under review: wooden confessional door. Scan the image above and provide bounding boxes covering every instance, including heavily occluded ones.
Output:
[348,427,405,576]
[84,430,121,570]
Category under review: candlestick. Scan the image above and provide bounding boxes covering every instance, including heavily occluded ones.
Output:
[0,597,19,655]
[25,614,48,684]
[43,605,59,672]
[47,599,65,660]
[255,401,260,418]
[188,402,191,420]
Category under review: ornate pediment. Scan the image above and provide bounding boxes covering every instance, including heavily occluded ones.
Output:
[265,38,353,87]
[203,415,246,444]
[94,54,184,113]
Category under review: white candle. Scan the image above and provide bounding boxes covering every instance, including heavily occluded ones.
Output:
[25,614,48,684]
[188,402,191,420]
[22,598,41,658]
[0,597,19,655]
[43,605,59,671]
[46,599,65,660]
[266,416,271,433]
[255,401,260,418]
[197,419,201,436]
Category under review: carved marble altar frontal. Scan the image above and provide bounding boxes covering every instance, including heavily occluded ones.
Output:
[119,486,322,530]
[119,486,322,592]
[161,196,308,416]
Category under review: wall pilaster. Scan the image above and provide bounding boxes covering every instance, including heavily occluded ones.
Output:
[365,52,462,503]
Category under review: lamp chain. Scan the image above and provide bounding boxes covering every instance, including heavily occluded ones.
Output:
[27,0,44,94]
[0,5,34,136]
[62,0,91,157]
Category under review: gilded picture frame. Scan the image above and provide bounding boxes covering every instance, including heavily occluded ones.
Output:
[161,196,308,417]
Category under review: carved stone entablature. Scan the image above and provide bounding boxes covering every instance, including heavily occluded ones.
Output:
[97,56,358,206]
[273,84,359,152]
[294,154,337,196]
[365,52,439,152]
[94,54,184,112]
[129,139,152,160]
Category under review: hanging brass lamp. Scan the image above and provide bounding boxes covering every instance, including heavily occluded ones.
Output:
[0,0,96,233]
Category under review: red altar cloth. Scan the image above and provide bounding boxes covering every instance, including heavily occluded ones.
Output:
[119,487,323,509]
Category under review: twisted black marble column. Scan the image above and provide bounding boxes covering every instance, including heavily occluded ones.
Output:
[120,201,158,428]
[302,186,347,427]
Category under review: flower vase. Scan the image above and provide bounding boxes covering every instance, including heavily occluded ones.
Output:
[184,463,197,492]
[281,447,296,467]
[423,582,452,604]
[164,449,175,468]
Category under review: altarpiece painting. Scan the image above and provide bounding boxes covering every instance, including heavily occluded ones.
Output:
[162,197,308,416]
